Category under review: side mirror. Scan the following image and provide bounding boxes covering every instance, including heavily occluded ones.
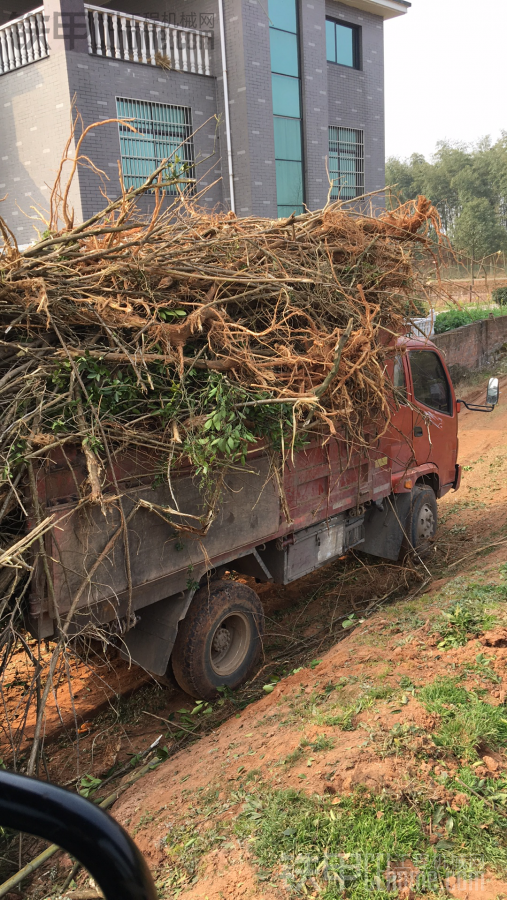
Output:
[486,377,499,407]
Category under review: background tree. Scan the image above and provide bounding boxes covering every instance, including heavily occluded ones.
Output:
[386,134,507,259]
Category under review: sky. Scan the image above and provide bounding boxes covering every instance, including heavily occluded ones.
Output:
[384,0,507,162]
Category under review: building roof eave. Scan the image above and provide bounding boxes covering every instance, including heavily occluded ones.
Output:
[330,0,410,19]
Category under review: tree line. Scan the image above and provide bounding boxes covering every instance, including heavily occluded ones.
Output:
[386,135,507,262]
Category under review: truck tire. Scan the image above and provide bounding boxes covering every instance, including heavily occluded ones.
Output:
[405,484,438,557]
[171,580,264,700]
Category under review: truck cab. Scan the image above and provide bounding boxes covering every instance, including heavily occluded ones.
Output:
[389,337,459,499]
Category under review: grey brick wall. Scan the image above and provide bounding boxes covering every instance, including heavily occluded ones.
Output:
[325,0,385,201]
[300,0,330,210]
[66,50,222,219]
[223,0,276,217]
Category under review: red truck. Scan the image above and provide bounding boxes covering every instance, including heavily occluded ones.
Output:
[28,336,499,699]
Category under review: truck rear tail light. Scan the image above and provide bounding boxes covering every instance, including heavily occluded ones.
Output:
[457,401,462,412]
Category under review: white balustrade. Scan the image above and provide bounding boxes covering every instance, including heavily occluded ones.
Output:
[84,4,212,76]
[0,6,48,75]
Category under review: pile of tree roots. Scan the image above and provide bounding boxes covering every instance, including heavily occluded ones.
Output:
[0,176,442,767]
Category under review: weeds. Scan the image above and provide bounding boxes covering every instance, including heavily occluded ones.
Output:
[320,686,394,731]
[419,677,507,761]
[161,821,226,895]
[434,581,501,649]
[235,785,507,898]
[463,653,502,684]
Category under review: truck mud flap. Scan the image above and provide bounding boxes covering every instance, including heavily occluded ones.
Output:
[120,588,196,677]
[360,493,412,561]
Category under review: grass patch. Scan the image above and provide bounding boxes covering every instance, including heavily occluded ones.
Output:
[419,677,507,761]
[281,735,335,767]
[236,785,507,897]
[319,686,395,732]
[237,788,427,899]
[463,653,502,684]
[433,580,502,649]
[160,820,227,895]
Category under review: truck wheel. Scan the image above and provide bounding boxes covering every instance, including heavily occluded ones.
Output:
[405,484,437,556]
[171,580,264,700]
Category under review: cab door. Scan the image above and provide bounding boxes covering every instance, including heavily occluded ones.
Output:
[407,348,458,491]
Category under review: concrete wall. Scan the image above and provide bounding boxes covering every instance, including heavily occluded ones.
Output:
[433,315,507,375]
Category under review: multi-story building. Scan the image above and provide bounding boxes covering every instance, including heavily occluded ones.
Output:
[0,0,409,241]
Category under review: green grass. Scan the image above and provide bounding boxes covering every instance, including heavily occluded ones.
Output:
[419,677,507,761]
[319,686,395,731]
[160,818,227,895]
[433,579,502,649]
[235,785,507,898]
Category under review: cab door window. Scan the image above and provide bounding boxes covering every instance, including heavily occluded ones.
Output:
[409,350,452,414]
[393,354,408,404]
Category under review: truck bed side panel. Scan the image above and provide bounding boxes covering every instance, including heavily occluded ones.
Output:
[46,456,279,614]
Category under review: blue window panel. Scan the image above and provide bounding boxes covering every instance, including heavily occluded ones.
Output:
[268,0,296,34]
[275,159,303,206]
[329,154,358,199]
[326,19,336,63]
[273,116,302,161]
[277,204,304,217]
[270,28,298,77]
[326,20,358,68]
[271,74,300,118]
[336,23,354,67]
[116,97,193,193]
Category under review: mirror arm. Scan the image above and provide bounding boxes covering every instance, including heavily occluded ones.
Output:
[456,399,496,413]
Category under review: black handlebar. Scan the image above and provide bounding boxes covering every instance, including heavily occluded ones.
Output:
[0,771,157,900]
[456,398,496,412]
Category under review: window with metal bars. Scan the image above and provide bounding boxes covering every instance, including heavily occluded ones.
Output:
[116,98,194,193]
[328,127,364,201]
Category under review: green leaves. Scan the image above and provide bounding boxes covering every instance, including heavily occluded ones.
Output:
[79,774,102,797]
[158,308,187,321]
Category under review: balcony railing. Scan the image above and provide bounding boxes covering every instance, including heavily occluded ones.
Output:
[0,7,48,75]
[84,4,212,76]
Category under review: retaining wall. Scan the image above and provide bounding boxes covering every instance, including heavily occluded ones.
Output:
[432,314,507,376]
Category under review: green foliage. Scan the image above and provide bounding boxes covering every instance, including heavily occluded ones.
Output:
[386,137,507,258]
[48,354,302,509]
[453,198,507,260]
[433,579,501,648]
[433,307,501,334]
[79,774,102,797]
[419,677,507,761]
[492,286,507,306]
[436,600,495,649]
[234,787,501,898]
